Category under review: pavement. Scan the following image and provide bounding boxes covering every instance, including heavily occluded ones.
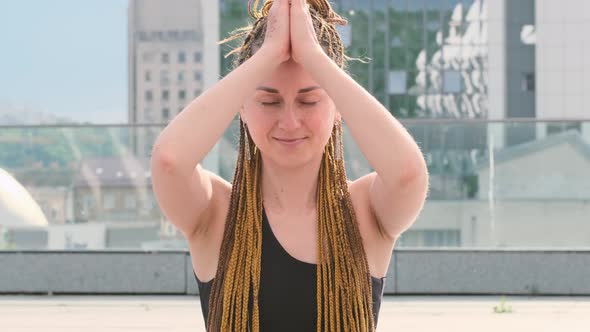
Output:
[1,295,589,332]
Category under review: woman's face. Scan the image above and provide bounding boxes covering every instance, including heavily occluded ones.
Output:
[240,59,340,169]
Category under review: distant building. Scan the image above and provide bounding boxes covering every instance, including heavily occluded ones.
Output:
[24,186,69,225]
[72,155,184,242]
[475,130,590,200]
[127,0,220,158]
[397,130,590,249]
[11,168,75,225]
[72,156,157,223]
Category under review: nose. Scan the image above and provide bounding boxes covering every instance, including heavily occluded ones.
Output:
[277,105,302,131]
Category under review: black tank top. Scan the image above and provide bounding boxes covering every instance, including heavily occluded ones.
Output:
[195,208,386,331]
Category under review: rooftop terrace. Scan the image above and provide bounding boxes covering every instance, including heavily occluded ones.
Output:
[2,295,589,332]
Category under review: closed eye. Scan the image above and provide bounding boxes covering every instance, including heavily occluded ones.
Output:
[261,101,318,106]
[261,102,281,106]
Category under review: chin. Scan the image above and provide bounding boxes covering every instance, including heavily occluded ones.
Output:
[273,153,313,169]
[263,149,316,169]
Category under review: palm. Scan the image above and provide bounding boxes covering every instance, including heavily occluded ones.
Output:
[261,0,292,64]
[290,0,322,66]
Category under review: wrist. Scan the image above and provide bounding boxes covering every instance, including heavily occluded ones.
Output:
[299,47,330,71]
[253,46,287,69]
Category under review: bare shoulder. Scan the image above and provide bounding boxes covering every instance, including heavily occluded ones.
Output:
[347,176,396,278]
[187,171,232,282]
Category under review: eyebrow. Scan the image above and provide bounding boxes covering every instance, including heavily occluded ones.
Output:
[256,86,322,94]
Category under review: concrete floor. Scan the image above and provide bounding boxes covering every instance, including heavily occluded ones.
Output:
[1,295,589,332]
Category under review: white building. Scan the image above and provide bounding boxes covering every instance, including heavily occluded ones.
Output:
[488,0,590,148]
[534,0,590,143]
[401,130,590,249]
[476,130,590,200]
[535,0,590,120]
[127,0,220,158]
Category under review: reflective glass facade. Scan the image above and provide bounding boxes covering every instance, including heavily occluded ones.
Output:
[220,0,491,119]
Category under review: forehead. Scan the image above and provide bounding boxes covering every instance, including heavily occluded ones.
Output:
[257,59,320,94]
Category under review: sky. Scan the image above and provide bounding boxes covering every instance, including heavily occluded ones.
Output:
[0,0,129,124]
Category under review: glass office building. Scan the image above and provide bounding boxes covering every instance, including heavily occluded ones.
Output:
[220,0,502,120]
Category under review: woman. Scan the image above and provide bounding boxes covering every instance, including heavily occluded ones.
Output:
[151,0,429,331]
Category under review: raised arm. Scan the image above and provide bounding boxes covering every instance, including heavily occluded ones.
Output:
[290,0,429,242]
[150,0,291,238]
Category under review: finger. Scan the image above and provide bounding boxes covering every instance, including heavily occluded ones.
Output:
[281,0,291,13]
[301,0,309,10]
[271,0,285,13]
[289,0,301,14]
[271,0,288,19]
[293,0,309,15]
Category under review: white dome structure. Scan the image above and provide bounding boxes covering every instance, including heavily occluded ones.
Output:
[0,168,48,227]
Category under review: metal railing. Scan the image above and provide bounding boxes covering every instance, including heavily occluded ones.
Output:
[1,119,590,251]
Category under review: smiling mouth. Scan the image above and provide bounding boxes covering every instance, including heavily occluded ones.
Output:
[274,137,307,145]
[275,138,306,142]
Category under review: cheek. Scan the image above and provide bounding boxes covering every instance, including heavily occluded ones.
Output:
[308,112,335,142]
[245,117,273,146]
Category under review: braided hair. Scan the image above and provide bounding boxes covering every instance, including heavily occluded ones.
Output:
[207,1,375,331]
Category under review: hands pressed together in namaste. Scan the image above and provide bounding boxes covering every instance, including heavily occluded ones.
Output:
[260,0,324,68]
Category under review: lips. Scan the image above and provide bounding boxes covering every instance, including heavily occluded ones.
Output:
[275,138,305,142]
[274,137,307,145]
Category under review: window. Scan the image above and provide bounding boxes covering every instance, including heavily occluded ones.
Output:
[194,51,202,63]
[160,70,170,85]
[145,71,151,82]
[388,70,407,94]
[142,51,156,62]
[161,52,169,64]
[443,70,462,93]
[395,229,461,248]
[194,89,202,97]
[145,90,153,101]
[162,90,169,101]
[144,108,153,122]
[426,20,440,32]
[103,193,115,210]
[547,122,582,136]
[82,194,95,210]
[124,193,136,210]
[391,36,402,47]
[178,51,186,63]
[162,108,170,121]
[194,71,202,82]
[521,72,535,92]
[178,90,186,100]
[178,71,185,82]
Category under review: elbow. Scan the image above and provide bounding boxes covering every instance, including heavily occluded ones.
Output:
[399,169,429,203]
[398,157,429,189]
[409,162,430,200]
[151,142,178,174]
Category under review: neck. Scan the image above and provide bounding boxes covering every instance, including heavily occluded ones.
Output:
[261,155,322,216]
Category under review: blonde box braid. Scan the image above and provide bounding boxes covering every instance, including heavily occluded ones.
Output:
[207,1,375,331]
